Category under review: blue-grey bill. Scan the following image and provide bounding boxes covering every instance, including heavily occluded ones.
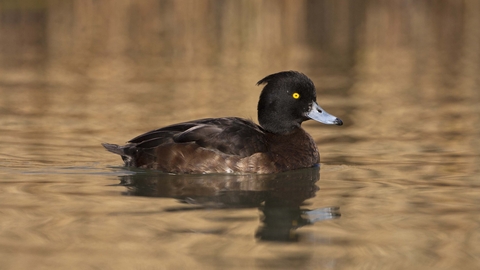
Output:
[306,102,343,126]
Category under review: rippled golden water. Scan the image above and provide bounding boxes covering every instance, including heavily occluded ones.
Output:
[1,1,480,269]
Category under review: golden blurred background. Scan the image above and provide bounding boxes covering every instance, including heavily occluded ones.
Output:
[2,0,478,90]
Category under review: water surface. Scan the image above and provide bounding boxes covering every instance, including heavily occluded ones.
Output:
[1,1,480,269]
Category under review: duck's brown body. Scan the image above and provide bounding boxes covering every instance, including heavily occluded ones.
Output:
[103,118,319,174]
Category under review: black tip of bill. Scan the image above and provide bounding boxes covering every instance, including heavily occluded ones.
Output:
[334,118,343,126]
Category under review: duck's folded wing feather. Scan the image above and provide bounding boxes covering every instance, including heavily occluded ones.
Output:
[127,117,268,157]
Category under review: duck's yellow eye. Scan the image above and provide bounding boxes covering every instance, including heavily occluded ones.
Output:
[292,93,300,99]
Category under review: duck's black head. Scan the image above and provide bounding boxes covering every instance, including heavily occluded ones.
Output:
[257,71,343,135]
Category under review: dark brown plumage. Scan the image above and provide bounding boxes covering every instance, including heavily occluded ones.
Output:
[102,71,343,174]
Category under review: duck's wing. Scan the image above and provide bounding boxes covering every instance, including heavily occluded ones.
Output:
[173,118,268,157]
[114,117,268,158]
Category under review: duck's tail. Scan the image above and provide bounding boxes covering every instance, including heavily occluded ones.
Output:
[102,143,125,155]
[102,143,137,166]
[102,143,136,167]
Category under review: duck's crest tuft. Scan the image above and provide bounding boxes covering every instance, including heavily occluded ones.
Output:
[256,70,306,86]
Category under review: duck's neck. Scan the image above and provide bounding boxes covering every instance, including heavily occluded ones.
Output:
[258,115,301,135]
[265,128,320,170]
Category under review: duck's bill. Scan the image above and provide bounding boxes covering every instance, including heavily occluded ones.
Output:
[306,102,343,126]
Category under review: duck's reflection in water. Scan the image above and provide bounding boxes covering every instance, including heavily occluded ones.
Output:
[118,166,340,242]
